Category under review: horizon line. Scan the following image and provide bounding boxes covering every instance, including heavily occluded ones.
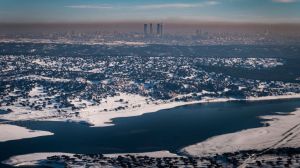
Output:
[1,21,300,26]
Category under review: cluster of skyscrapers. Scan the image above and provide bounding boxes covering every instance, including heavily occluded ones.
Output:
[144,23,163,37]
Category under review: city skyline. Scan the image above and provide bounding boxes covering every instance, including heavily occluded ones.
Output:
[0,0,300,23]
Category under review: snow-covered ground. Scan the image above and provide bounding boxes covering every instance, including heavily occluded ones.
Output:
[2,152,73,167]
[2,151,178,167]
[104,151,179,158]
[16,75,71,83]
[1,88,300,127]
[77,94,238,127]
[247,93,300,101]
[1,86,300,142]
[0,124,53,142]
[194,57,284,69]
[0,85,67,122]
[181,108,300,157]
[0,89,238,127]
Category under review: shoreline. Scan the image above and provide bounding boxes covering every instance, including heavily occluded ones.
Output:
[1,93,300,128]
[2,151,180,167]
[0,94,300,143]
[4,148,300,167]
[246,94,300,101]
[0,124,53,143]
[78,93,300,127]
[181,106,300,157]
[2,94,300,167]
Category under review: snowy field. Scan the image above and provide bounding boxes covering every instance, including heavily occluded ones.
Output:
[0,124,53,142]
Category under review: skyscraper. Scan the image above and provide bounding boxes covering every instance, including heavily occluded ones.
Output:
[196,29,202,37]
[144,24,148,36]
[157,24,161,36]
[160,23,163,37]
[150,23,153,35]
[144,23,163,38]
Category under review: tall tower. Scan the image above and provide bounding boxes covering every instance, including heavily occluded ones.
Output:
[196,29,202,36]
[150,23,153,35]
[144,24,148,36]
[160,23,163,37]
[156,23,161,36]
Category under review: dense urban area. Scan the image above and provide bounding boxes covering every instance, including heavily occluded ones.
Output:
[1,23,300,45]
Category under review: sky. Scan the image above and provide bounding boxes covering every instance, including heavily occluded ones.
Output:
[0,0,300,23]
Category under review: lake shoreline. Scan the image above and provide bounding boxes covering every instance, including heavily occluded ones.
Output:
[41,93,300,127]
[1,95,300,167]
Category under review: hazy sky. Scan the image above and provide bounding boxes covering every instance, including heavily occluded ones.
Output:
[0,0,300,23]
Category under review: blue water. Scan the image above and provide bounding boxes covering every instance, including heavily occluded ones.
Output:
[0,109,8,115]
[1,99,300,167]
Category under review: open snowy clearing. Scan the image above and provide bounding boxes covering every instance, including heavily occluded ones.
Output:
[0,124,53,142]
